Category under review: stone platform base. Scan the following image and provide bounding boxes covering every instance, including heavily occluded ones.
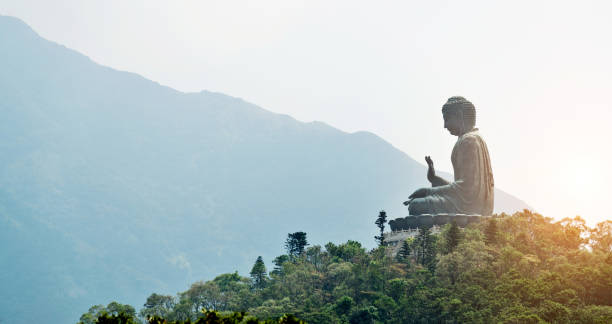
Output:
[385,214,491,255]
[388,214,490,232]
[383,226,442,254]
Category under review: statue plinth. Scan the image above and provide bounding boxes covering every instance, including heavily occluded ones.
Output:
[388,214,490,232]
[384,214,491,255]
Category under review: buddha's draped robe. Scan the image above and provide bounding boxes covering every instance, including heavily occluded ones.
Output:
[409,129,494,215]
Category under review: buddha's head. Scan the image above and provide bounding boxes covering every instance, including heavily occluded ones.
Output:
[442,96,476,136]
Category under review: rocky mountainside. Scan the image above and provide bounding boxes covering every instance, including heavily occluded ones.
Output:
[0,16,529,324]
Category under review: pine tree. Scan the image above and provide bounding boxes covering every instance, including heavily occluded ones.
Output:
[413,226,437,272]
[271,255,289,276]
[285,232,309,257]
[446,221,462,253]
[250,256,267,288]
[485,218,498,245]
[374,210,388,246]
[397,240,411,263]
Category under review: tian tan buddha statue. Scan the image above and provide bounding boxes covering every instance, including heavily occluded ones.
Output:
[404,96,494,216]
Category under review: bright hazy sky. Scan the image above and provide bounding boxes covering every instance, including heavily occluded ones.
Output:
[2,0,611,225]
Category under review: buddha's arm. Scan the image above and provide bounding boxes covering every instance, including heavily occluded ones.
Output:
[430,175,450,187]
[426,156,450,187]
[428,138,478,196]
[428,180,459,196]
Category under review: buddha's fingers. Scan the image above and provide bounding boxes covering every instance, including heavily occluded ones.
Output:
[425,156,434,167]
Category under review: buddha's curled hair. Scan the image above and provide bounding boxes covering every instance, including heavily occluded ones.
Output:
[442,96,476,130]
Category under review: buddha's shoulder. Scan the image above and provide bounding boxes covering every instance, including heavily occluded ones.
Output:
[459,130,487,145]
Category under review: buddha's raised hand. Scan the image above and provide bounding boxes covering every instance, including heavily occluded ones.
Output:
[426,156,436,183]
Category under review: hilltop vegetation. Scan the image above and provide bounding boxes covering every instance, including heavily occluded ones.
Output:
[80,211,612,323]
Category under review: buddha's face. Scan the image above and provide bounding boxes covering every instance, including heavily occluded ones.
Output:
[443,111,463,136]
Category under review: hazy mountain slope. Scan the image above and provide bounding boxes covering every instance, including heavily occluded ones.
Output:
[0,15,529,324]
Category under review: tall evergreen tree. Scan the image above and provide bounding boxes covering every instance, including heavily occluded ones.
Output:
[374,210,388,246]
[285,232,308,257]
[413,226,437,272]
[271,255,289,276]
[485,218,498,245]
[250,256,267,288]
[397,240,411,263]
[445,221,462,253]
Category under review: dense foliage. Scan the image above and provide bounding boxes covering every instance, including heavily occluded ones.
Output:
[79,305,304,324]
[80,211,612,323]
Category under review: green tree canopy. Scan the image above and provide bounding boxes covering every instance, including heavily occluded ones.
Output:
[285,232,308,257]
[250,256,267,289]
[79,211,612,324]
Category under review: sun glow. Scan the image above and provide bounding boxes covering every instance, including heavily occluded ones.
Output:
[557,156,608,219]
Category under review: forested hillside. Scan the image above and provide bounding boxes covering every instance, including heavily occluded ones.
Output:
[79,211,612,324]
